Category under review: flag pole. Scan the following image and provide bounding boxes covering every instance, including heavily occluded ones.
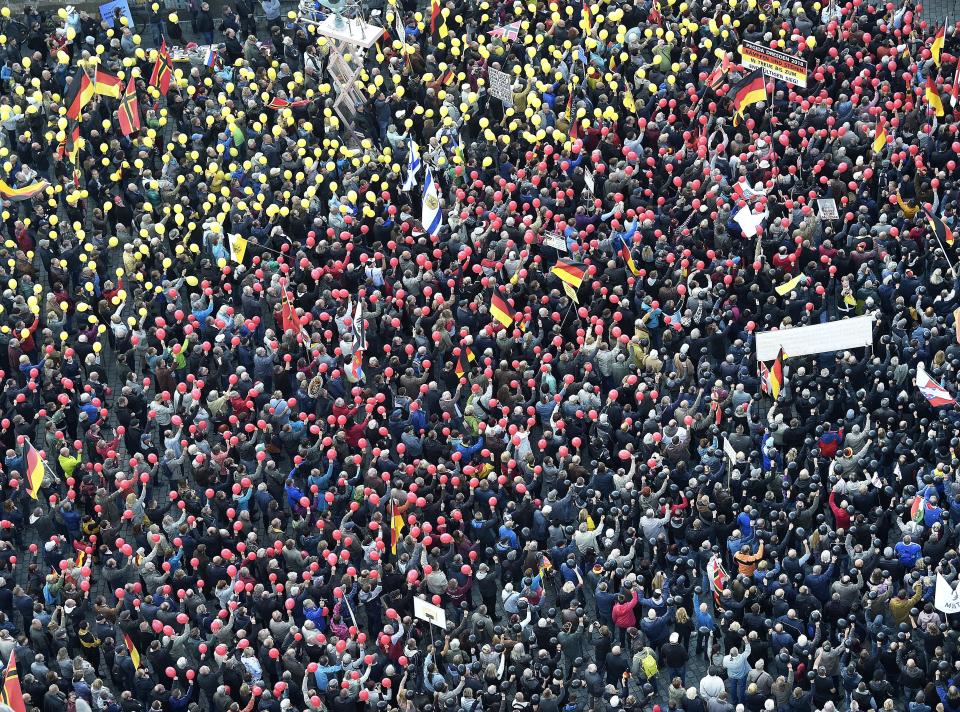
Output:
[930,219,960,279]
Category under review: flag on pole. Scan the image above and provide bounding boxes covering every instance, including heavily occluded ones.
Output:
[228,233,248,263]
[731,70,766,125]
[421,167,443,238]
[279,286,300,336]
[926,74,945,117]
[927,210,955,247]
[63,68,95,120]
[123,633,141,669]
[25,442,44,500]
[429,0,440,34]
[615,234,640,276]
[0,650,26,712]
[92,69,123,98]
[402,136,421,191]
[203,47,218,69]
[117,75,141,137]
[932,22,946,66]
[390,502,405,554]
[917,363,957,407]
[761,348,786,399]
[551,260,586,289]
[149,38,173,95]
[873,117,888,153]
[454,355,466,378]
[954,306,960,344]
[490,293,514,328]
[952,65,960,107]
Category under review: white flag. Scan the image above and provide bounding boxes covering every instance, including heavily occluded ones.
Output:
[935,573,960,613]
[734,205,769,237]
[421,167,442,238]
[402,136,421,192]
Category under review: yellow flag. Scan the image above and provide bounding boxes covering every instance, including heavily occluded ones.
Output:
[775,273,806,296]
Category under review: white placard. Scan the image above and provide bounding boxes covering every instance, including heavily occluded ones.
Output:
[817,198,839,220]
[755,315,874,362]
[543,233,567,252]
[413,596,447,629]
[488,68,514,106]
[936,574,960,613]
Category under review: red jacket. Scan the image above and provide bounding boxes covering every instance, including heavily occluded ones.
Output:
[612,590,638,629]
[828,491,851,530]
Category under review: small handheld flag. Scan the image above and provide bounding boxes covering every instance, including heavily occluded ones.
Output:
[490,293,514,328]
[551,260,586,289]
[25,442,44,499]
[926,74,945,117]
[917,363,957,407]
[421,167,443,238]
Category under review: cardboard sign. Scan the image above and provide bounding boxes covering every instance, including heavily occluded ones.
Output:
[817,198,839,220]
[487,68,514,106]
[543,233,568,252]
[740,41,807,88]
[413,596,447,629]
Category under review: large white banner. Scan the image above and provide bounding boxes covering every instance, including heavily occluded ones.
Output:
[755,315,873,362]
[936,574,960,613]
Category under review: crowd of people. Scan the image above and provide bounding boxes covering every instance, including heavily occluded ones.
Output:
[0,0,955,711]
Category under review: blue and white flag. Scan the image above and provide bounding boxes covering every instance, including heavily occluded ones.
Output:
[402,136,421,191]
[421,167,443,237]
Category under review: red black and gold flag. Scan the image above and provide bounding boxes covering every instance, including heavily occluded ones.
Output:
[731,70,765,125]
[551,259,586,289]
[92,69,123,99]
[490,293,514,327]
[63,68,94,120]
[928,210,955,247]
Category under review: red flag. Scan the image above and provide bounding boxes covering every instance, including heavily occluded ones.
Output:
[149,38,173,95]
[117,75,141,137]
[1,651,26,712]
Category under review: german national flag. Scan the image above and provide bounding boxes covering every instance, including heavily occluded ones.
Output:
[926,74,945,117]
[766,348,785,399]
[873,117,887,153]
[58,122,81,164]
[490,293,514,327]
[616,234,640,276]
[390,501,405,554]
[429,0,440,34]
[454,355,465,378]
[117,76,141,137]
[149,38,173,95]
[0,650,26,712]
[93,69,123,98]
[731,70,765,125]
[932,23,946,66]
[0,179,48,202]
[551,259,586,289]
[63,68,94,120]
[123,633,141,669]
[928,210,955,247]
[438,68,456,87]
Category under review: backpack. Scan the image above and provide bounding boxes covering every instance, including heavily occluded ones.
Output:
[640,652,658,679]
